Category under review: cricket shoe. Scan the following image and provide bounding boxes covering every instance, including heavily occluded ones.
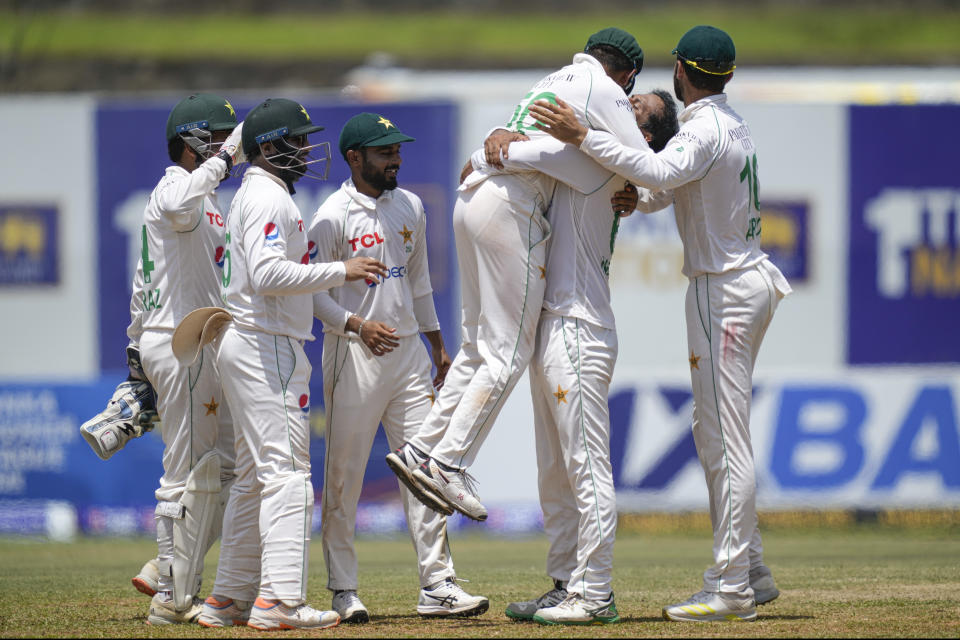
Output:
[533,592,619,625]
[413,458,487,521]
[662,590,756,622]
[197,596,251,628]
[750,565,780,605]
[131,558,160,597]
[385,444,454,516]
[146,592,203,625]
[332,590,369,624]
[418,578,489,617]
[505,579,568,620]
[246,598,340,631]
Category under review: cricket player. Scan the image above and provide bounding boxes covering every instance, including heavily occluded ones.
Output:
[391,28,649,523]
[125,93,245,625]
[310,113,488,623]
[529,25,790,622]
[195,98,386,632]
[463,91,678,625]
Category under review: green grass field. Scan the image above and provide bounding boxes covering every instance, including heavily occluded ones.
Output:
[2,523,958,638]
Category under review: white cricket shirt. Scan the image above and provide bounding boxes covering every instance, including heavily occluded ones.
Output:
[308,180,438,339]
[222,166,346,341]
[138,159,228,332]
[580,94,778,280]
[461,53,648,219]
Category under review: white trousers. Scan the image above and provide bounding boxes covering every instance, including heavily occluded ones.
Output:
[321,334,454,590]
[685,261,785,595]
[411,181,550,469]
[530,313,618,601]
[141,328,235,593]
[211,325,314,606]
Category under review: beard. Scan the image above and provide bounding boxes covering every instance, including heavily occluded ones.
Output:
[673,67,684,103]
[362,162,399,192]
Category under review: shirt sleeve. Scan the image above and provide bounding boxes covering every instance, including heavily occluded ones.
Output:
[580,123,717,191]
[307,209,352,331]
[405,195,434,301]
[582,80,650,152]
[153,157,228,231]
[471,137,614,195]
[241,195,346,296]
[634,187,675,214]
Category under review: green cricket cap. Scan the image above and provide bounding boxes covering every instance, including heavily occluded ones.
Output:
[165,93,237,142]
[338,112,415,159]
[241,98,324,156]
[585,27,644,72]
[672,25,736,75]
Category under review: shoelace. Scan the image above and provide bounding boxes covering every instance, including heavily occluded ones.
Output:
[456,468,481,497]
[537,588,566,607]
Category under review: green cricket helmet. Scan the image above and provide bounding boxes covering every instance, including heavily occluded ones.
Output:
[242,98,330,182]
[165,93,238,159]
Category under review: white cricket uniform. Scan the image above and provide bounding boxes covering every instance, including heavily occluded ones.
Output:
[412,53,647,472]
[308,179,454,591]
[579,93,792,596]
[211,166,346,606]
[468,134,668,600]
[136,157,235,594]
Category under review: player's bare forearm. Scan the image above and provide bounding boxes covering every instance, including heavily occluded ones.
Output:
[528,97,587,147]
[423,329,451,389]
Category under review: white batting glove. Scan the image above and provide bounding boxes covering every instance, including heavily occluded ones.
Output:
[219,121,246,166]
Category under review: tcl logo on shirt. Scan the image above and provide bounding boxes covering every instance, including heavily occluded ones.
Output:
[206,211,225,227]
[348,232,384,252]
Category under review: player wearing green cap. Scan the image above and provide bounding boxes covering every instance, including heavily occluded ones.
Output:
[195,98,387,631]
[528,24,790,623]
[309,113,488,622]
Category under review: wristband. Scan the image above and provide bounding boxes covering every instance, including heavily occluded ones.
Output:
[215,149,233,174]
[355,317,366,339]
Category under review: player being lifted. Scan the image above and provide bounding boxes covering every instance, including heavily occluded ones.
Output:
[388,27,647,524]
[310,112,488,623]
[529,24,788,623]
[463,85,679,625]
[192,98,386,632]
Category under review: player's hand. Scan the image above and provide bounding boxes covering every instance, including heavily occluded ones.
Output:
[220,121,246,166]
[459,158,473,185]
[431,345,452,390]
[360,319,399,356]
[612,182,638,217]
[343,257,387,282]
[528,97,588,146]
[484,128,529,168]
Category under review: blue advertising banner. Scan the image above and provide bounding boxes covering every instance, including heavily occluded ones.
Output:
[96,99,459,375]
[848,105,960,364]
[0,204,58,285]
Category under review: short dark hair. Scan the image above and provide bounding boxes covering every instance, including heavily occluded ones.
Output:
[680,59,731,93]
[167,136,185,163]
[644,89,680,153]
[587,44,633,73]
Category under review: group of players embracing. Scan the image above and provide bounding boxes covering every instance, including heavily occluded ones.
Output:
[80,22,788,630]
